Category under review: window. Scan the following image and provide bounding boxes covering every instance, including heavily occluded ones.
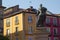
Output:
[59,18,60,25]
[28,16,32,23]
[6,29,10,36]
[28,36,32,40]
[53,28,57,35]
[16,37,19,40]
[16,27,18,35]
[28,26,33,34]
[54,37,58,40]
[0,11,3,18]
[6,18,10,27]
[53,17,57,26]
[46,17,50,24]
[16,27,18,33]
[0,28,3,33]
[48,37,51,40]
[47,28,50,33]
[15,16,19,25]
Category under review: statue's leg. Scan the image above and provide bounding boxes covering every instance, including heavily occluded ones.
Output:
[39,15,46,27]
[36,15,46,27]
[42,15,46,27]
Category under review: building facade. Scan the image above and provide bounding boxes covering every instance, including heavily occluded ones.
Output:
[45,11,60,40]
[0,0,60,40]
[0,5,49,40]
[3,5,37,40]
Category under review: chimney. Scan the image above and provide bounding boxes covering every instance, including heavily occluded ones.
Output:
[0,0,6,20]
[0,0,6,10]
[0,0,2,6]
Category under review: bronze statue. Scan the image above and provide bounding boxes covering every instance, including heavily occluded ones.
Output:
[37,4,47,27]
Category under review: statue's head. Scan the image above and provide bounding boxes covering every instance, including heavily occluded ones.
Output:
[39,4,47,13]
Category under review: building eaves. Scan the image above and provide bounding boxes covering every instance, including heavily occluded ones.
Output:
[3,9,36,19]
[46,11,60,17]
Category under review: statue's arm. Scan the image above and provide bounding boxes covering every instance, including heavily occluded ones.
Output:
[36,10,40,16]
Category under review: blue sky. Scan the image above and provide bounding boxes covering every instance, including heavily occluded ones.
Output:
[3,0,60,14]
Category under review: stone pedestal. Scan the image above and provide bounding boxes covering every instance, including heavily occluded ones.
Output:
[34,27,49,40]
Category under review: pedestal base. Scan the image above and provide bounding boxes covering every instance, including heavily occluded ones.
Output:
[34,27,49,40]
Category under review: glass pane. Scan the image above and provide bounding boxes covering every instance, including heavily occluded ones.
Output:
[29,26,32,34]
[16,37,19,40]
[46,17,50,24]
[7,29,10,35]
[28,16,32,23]
[53,18,57,25]
[28,36,32,40]
[54,37,58,40]
[6,18,10,27]
[54,28,57,34]
[15,27,18,35]
[47,28,50,32]
[48,37,51,40]
[15,16,19,25]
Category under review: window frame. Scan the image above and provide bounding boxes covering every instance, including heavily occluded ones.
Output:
[6,18,10,27]
[53,28,57,35]
[6,29,10,36]
[54,37,58,40]
[28,36,32,40]
[16,37,19,40]
[53,17,57,26]
[15,16,19,25]
[28,26,33,34]
[28,16,32,23]
[59,18,60,25]
[48,37,51,40]
[15,27,18,35]
[47,27,50,33]
[46,17,50,24]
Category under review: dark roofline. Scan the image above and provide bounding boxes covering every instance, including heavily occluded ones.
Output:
[4,5,19,11]
[0,6,6,9]
[46,11,60,17]
[46,14,60,17]
[3,10,36,19]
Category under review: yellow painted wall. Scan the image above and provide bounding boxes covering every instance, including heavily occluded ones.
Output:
[3,13,24,40]
[3,12,36,40]
[23,13,36,40]
[23,13,36,34]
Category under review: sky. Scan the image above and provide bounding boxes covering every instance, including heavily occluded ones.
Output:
[2,0,60,14]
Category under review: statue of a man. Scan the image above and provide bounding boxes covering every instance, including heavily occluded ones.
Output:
[37,4,47,27]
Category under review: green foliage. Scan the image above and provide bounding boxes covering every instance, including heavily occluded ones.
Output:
[0,35,9,40]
